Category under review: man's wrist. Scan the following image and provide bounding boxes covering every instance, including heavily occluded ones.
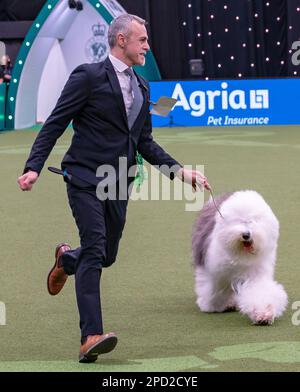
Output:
[175,167,184,180]
[23,167,39,176]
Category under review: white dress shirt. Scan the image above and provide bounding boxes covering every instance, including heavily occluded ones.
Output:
[109,54,133,115]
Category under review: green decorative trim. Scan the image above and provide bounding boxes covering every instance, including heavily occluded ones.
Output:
[6,0,161,130]
[89,0,113,23]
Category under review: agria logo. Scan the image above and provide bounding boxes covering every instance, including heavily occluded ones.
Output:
[172,82,269,117]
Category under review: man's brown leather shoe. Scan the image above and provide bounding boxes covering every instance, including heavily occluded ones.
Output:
[47,243,71,296]
[79,333,118,363]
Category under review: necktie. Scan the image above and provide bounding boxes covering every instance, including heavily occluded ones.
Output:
[125,68,143,129]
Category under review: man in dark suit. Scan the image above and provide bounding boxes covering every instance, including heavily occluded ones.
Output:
[18,14,209,363]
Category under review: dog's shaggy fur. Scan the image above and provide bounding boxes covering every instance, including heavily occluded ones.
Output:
[192,190,288,325]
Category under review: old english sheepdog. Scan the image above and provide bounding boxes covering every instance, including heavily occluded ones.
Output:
[192,190,288,325]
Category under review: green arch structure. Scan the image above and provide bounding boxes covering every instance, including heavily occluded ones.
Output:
[6,0,161,130]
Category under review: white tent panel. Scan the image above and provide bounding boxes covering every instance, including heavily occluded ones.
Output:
[37,39,68,123]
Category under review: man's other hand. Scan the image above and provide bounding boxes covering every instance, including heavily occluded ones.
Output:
[18,170,39,191]
[176,168,211,192]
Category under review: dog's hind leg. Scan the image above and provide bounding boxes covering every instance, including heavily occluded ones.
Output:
[195,267,235,312]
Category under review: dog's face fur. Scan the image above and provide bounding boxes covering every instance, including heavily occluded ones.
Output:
[214,191,279,258]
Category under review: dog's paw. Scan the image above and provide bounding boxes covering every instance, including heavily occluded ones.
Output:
[251,304,275,325]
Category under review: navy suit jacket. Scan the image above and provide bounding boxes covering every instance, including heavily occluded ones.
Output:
[24,57,181,186]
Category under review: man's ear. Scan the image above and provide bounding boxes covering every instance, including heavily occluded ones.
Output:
[117,33,126,48]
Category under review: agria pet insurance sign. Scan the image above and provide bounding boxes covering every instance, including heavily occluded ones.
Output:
[149,79,300,127]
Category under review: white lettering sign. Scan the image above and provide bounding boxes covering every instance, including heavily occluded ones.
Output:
[171,82,269,117]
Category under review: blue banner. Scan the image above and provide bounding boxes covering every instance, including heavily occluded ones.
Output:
[149,79,300,127]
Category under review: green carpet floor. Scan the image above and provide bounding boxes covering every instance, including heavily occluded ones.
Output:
[0,125,299,372]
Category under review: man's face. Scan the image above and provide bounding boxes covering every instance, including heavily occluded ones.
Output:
[123,21,150,66]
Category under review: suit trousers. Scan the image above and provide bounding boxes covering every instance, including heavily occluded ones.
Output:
[61,182,128,340]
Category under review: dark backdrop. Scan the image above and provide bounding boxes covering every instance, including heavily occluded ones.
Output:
[0,0,299,79]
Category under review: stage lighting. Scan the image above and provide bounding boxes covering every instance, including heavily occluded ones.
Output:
[68,0,76,9]
[76,1,83,11]
[68,0,83,11]
[189,59,204,76]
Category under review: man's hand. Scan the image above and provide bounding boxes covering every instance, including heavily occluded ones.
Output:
[176,168,210,192]
[17,170,39,191]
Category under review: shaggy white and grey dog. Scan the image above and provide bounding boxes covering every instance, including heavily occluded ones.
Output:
[192,190,288,325]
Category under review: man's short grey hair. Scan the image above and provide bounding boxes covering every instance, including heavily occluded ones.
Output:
[108,14,146,49]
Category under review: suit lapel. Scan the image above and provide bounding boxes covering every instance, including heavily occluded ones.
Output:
[104,57,128,129]
[133,72,149,127]
[135,72,148,106]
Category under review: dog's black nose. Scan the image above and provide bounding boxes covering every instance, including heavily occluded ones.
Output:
[242,232,251,241]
